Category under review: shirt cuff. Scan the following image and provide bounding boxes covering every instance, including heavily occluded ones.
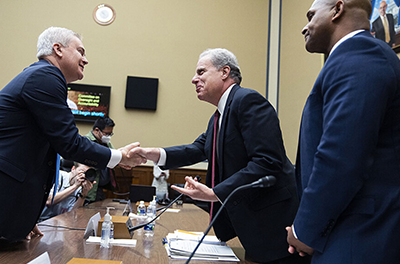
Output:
[157,148,167,166]
[292,224,299,239]
[215,192,223,204]
[107,149,122,168]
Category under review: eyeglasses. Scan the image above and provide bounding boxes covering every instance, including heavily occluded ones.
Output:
[100,130,114,137]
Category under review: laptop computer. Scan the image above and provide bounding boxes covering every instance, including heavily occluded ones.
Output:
[129,185,156,203]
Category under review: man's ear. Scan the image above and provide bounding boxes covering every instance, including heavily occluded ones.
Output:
[53,43,63,58]
[221,65,231,80]
[332,1,344,21]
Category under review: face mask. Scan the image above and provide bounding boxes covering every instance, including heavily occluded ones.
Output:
[101,135,111,144]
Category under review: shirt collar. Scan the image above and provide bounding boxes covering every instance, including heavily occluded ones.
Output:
[217,83,235,117]
[329,29,365,56]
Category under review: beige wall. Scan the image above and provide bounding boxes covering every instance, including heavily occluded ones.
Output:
[0,0,270,149]
[0,1,323,163]
[279,0,323,162]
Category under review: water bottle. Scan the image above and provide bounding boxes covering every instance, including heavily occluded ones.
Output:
[144,212,155,237]
[145,197,157,237]
[137,200,146,216]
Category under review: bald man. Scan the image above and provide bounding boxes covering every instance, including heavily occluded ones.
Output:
[287,0,400,263]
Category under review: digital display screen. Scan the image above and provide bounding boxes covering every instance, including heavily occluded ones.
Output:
[67,83,111,122]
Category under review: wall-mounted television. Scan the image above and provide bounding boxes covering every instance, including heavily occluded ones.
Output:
[67,83,111,123]
[125,76,158,111]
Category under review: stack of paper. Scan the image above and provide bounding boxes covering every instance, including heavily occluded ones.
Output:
[86,236,137,247]
[164,230,239,261]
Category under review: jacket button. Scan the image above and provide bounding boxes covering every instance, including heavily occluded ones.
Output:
[43,184,47,190]
[48,161,53,166]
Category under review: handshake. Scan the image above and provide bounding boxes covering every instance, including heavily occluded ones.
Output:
[118,143,160,169]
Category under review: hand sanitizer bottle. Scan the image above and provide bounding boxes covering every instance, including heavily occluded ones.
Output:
[100,207,113,248]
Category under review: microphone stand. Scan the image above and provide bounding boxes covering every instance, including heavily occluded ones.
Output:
[185,176,276,264]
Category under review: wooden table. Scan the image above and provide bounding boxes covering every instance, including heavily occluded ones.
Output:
[0,200,255,264]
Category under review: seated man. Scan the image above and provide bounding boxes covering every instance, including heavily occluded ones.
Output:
[39,162,94,221]
[85,116,117,202]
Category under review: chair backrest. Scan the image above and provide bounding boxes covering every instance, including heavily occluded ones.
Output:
[60,159,74,172]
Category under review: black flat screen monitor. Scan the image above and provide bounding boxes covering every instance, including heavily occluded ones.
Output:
[67,83,111,123]
[129,185,156,203]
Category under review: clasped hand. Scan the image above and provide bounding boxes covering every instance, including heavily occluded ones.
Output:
[286,225,314,257]
[118,142,147,169]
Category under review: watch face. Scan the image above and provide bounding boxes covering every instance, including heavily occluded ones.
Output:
[93,4,116,25]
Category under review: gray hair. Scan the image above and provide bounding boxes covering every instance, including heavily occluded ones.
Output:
[37,27,81,59]
[199,48,242,85]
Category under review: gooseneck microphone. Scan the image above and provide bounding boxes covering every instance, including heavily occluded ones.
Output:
[249,175,276,188]
[185,175,276,264]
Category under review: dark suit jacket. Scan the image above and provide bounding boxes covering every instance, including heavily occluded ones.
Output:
[163,85,299,263]
[372,14,396,47]
[294,31,400,263]
[0,60,111,241]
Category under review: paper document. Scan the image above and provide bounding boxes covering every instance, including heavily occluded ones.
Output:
[86,236,137,247]
[164,230,239,261]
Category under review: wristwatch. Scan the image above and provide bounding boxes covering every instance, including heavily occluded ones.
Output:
[77,192,86,199]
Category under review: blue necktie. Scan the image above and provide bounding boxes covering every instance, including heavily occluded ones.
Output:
[51,154,61,205]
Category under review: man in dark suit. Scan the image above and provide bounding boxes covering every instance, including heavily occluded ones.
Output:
[371,0,396,47]
[134,48,307,263]
[286,0,400,263]
[0,27,146,242]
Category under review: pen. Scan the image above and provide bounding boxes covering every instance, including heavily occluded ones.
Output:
[176,230,198,236]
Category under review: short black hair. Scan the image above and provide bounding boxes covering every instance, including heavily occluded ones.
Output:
[92,116,115,131]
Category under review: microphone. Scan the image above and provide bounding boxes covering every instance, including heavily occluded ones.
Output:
[184,175,276,264]
[250,175,276,188]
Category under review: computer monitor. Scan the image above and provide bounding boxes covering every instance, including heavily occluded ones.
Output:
[129,185,156,203]
[67,83,111,123]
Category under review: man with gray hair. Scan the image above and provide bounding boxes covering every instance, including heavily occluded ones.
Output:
[0,26,146,242]
[133,48,306,263]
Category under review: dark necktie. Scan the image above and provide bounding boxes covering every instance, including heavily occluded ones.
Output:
[109,168,117,189]
[210,110,220,222]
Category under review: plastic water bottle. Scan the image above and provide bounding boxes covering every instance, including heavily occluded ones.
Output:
[100,207,113,248]
[149,196,157,216]
[144,211,155,237]
[144,197,157,236]
[137,200,146,216]
[110,221,114,239]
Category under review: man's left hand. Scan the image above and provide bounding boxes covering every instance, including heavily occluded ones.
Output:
[26,224,43,240]
[171,176,218,202]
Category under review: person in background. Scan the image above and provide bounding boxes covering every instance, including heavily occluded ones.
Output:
[371,0,396,47]
[39,162,94,221]
[152,165,169,201]
[132,48,307,264]
[0,26,146,242]
[85,116,118,202]
[286,0,400,263]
